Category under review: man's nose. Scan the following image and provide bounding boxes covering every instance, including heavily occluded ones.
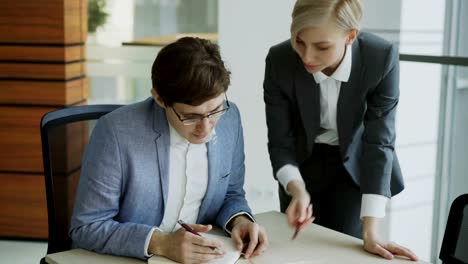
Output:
[197,116,211,130]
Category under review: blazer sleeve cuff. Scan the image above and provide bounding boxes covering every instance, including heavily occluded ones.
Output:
[224,212,255,236]
[277,164,304,195]
[360,194,389,219]
[144,227,161,258]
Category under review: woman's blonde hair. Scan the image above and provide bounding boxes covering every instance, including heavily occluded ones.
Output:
[291,0,362,48]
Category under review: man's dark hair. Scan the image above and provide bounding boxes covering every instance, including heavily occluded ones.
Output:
[151,37,231,106]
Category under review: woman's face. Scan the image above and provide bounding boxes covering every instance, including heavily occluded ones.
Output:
[294,19,355,76]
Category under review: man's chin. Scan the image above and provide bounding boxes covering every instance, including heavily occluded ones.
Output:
[188,135,209,144]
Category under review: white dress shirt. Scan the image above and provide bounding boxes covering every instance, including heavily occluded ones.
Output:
[144,124,252,256]
[277,45,389,220]
[144,125,209,256]
[158,125,209,231]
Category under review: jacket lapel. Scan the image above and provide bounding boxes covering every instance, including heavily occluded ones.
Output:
[337,41,366,147]
[152,102,170,210]
[294,56,321,154]
[196,130,220,223]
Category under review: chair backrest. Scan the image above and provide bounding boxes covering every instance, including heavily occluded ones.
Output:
[440,193,468,264]
[40,104,123,255]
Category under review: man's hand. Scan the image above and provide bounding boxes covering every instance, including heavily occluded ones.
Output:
[363,216,418,261]
[286,180,315,230]
[149,224,224,264]
[230,215,268,259]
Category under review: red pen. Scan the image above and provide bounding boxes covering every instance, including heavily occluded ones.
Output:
[291,218,310,240]
[292,204,314,240]
[177,219,223,254]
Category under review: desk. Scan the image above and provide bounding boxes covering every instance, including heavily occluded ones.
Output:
[46,211,429,264]
[252,211,428,264]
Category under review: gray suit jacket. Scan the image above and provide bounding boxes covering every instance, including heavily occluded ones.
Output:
[263,32,404,198]
[70,98,252,259]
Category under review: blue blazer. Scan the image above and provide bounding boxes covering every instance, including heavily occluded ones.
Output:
[264,32,404,198]
[70,98,252,259]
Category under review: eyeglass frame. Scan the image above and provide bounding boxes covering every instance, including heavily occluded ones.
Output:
[170,93,230,125]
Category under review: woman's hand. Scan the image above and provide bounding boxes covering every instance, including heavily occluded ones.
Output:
[363,216,418,261]
[285,180,315,230]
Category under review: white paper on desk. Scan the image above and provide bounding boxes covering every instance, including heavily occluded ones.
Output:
[203,233,241,264]
[148,231,241,264]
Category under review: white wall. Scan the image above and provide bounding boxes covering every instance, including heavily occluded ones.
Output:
[218,0,295,213]
[390,1,445,261]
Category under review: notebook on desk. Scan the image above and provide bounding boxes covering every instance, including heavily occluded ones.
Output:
[148,230,241,264]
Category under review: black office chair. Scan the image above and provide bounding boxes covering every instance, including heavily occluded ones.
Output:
[440,193,468,264]
[39,104,123,263]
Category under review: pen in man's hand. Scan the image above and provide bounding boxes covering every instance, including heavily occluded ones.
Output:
[177,219,223,254]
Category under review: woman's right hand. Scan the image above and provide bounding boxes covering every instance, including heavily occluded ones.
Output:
[286,180,315,229]
[149,224,225,264]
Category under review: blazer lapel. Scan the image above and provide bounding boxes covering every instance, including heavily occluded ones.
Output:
[196,131,220,223]
[152,102,170,210]
[337,42,366,148]
[294,57,321,154]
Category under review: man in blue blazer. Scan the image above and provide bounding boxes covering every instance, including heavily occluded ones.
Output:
[70,37,268,263]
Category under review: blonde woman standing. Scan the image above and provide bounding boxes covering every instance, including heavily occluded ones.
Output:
[264,0,418,260]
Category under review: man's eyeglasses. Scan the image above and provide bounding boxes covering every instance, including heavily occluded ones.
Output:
[171,94,230,125]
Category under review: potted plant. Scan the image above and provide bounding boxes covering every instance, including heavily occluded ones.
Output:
[88,0,109,42]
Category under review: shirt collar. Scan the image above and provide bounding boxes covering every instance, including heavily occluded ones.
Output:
[312,44,352,84]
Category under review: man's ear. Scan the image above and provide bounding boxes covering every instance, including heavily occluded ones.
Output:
[346,29,359,45]
[151,88,166,108]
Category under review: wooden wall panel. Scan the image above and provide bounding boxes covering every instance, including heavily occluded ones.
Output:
[0,78,88,106]
[0,62,84,80]
[64,0,86,44]
[0,106,55,173]
[0,106,89,173]
[0,170,81,239]
[80,0,88,42]
[0,0,86,44]
[0,45,84,62]
[0,0,88,239]
[0,1,64,44]
[0,173,48,239]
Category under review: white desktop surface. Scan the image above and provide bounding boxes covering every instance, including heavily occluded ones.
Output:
[46,211,429,264]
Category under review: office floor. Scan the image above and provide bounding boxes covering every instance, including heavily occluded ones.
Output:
[0,240,47,263]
